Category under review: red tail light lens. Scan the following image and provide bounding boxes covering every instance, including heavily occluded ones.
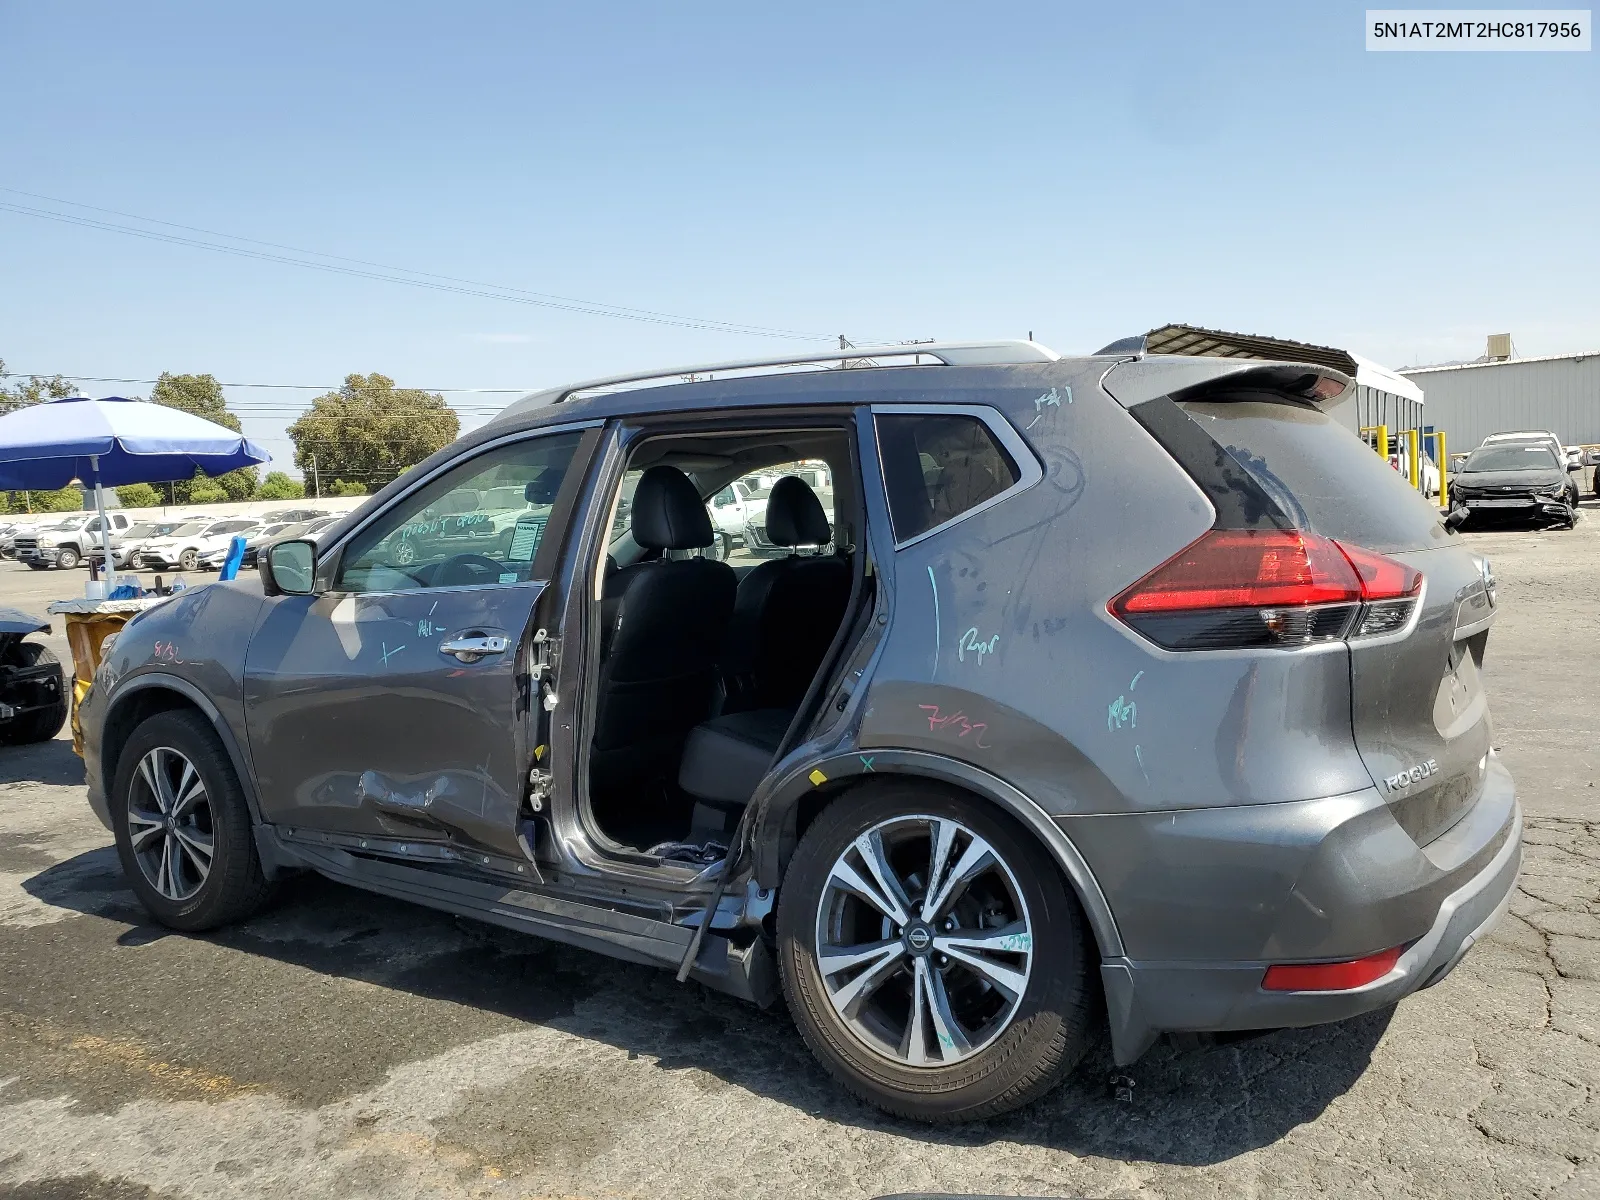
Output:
[1262,945,1404,992]
[1332,540,1423,600]
[1110,530,1423,650]
[1111,530,1361,615]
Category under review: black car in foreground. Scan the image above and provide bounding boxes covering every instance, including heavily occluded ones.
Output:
[0,608,67,744]
[1449,443,1578,527]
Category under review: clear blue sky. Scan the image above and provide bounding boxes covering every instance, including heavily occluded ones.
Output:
[3,1,1596,475]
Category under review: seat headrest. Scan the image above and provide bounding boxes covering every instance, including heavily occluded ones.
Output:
[630,465,715,550]
[525,473,562,504]
[764,475,832,547]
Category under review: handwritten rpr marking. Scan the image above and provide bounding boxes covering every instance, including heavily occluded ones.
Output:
[1025,385,1071,430]
[958,627,1000,665]
[918,704,992,749]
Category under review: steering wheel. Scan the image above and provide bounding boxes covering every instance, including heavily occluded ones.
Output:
[435,553,505,588]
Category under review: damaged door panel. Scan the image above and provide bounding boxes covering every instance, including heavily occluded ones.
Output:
[243,426,600,861]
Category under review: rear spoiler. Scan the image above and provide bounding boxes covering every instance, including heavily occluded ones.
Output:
[1101,356,1354,410]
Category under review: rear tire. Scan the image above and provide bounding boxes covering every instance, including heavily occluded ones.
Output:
[0,644,67,744]
[111,710,273,931]
[777,779,1096,1122]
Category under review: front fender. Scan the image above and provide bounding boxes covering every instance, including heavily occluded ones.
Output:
[749,746,1125,960]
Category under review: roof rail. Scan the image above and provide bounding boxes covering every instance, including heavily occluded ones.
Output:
[494,339,1061,422]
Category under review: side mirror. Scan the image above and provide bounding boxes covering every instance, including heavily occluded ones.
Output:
[261,539,317,596]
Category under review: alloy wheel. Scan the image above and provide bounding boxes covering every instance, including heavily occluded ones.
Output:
[814,814,1033,1068]
[126,746,214,901]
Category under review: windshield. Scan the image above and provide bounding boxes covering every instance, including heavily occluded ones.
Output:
[1464,445,1559,472]
[124,523,160,537]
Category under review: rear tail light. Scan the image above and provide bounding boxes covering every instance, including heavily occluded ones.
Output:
[1262,945,1404,992]
[1109,529,1422,651]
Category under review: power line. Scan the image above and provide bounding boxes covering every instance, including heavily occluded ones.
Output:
[0,370,527,393]
[0,188,842,342]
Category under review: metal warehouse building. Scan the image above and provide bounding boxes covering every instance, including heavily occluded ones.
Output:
[1401,349,1600,451]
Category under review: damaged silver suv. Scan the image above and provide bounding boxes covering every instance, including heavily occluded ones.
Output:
[80,339,1520,1122]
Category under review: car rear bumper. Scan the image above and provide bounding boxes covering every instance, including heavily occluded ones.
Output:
[1076,759,1521,1064]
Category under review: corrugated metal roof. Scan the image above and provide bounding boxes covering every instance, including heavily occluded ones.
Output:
[1137,324,1421,402]
[1142,324,1358,375]
[1402,349,1600,376]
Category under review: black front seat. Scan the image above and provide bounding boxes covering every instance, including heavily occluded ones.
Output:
[590,466,737,795]
[678,476,852,810]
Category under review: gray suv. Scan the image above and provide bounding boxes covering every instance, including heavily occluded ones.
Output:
[79,340,1519,1122]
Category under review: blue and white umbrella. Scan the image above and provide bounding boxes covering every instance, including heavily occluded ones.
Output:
[0,394,270,569]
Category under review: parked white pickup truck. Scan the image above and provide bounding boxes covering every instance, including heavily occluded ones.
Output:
[13,513,133,570]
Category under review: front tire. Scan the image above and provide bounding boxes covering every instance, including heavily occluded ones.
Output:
[177,548,199,571]
[111,710,273,931]
[55,547,80,570]
[777,780,1095,1122]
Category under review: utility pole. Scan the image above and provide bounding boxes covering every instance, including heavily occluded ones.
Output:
[310,453,321,500]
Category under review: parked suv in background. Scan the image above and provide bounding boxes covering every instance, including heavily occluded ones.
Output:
[14,512,133,569]
[138,517,262,572]
[87,518,206,572]
[82,340,1518,1122]
[199,516,332,570]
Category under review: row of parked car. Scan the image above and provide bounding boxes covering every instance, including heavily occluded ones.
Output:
[1447,428,1599,528]
[0,509,338,572]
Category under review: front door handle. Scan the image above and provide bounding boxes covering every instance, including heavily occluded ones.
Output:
[439,634,508,662]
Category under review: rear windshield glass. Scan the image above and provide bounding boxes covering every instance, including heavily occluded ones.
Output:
[1178,398,1450,553]
[1464,445,1558,472]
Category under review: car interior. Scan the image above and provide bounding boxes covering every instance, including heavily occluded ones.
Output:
[582,427,863,860]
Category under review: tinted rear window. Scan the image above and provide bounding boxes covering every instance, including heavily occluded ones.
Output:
[1178,398,1450,553]
[876,414,1020,543]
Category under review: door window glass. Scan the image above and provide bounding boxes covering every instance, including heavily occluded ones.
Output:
[336,432,583,593]
[875,414,1020,542]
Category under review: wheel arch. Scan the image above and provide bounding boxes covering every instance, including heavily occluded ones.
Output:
[751,748,1125,960]
[100,675,264,825]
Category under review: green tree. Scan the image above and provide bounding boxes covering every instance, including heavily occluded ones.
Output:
[0,356,75,416]
[289,373,459,492]
[149,372,258,501]
[329,479,367,496]
[2,486,84,514]
[115,483,163,509]
[187,478,229,504]
[257,471,305,501]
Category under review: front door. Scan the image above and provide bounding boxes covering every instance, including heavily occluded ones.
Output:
[242,427,597,860]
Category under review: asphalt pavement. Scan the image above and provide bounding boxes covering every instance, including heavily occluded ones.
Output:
[1,510,1598,1200]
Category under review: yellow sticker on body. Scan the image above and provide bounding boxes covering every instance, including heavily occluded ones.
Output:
[808,768,828,786]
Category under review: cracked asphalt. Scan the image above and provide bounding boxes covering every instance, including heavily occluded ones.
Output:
[1,507,1598,1200]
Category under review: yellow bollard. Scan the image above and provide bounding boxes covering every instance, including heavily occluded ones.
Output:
[1377,424,1389,460]
[1407,429,1421,490]
[1437,431,1447,504]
